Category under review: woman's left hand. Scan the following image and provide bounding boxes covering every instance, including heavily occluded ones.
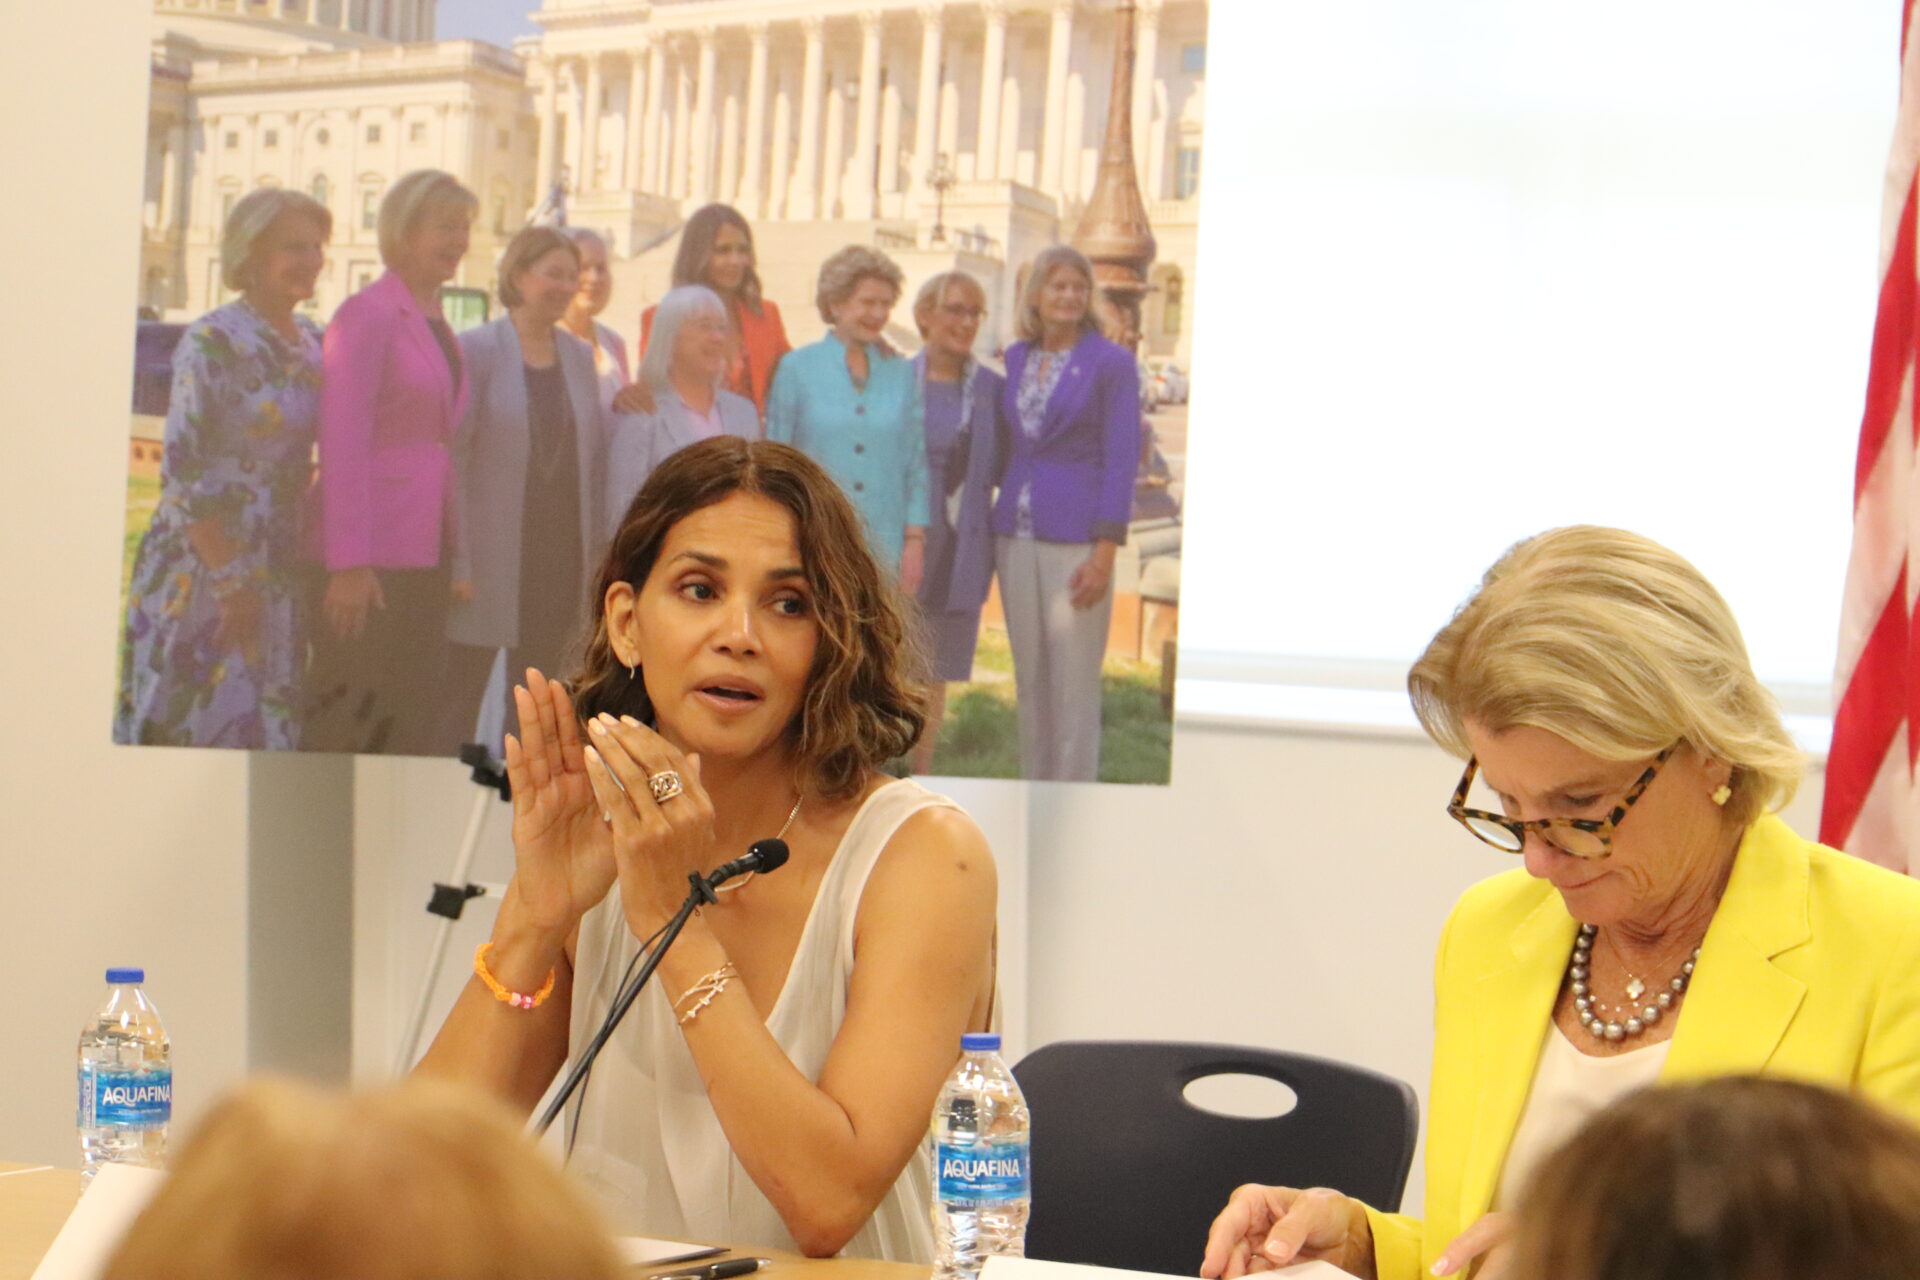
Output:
[1433,1212,1515,1278]
[900,533,926,596]
[579,713,720,940]
[1068,549,1114,610]
[612,381,657,414]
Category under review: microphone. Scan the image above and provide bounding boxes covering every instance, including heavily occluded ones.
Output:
[704,838,789,889]
[533,840,790,1137]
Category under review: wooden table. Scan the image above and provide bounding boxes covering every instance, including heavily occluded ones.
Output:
[0,1160,925,1280]
[0,1162,81,1280]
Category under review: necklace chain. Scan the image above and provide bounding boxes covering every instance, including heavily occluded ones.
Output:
[711,793,803,896]
[1568,924,1699,1043]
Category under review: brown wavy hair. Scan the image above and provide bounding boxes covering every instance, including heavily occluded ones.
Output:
[572,437,927,798]
[1511,1077,1920,1280]
[672,203,766,314]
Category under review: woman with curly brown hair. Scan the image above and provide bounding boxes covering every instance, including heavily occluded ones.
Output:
[418,437,997,1264]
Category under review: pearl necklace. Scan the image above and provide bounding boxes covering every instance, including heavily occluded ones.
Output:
[1568,924,1699,1043]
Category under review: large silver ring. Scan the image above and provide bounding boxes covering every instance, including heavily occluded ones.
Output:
[648,770,685,804]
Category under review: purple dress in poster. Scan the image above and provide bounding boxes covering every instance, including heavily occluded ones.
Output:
[115,301,321,748]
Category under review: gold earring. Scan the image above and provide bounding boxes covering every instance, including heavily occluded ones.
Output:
[1711,784,1732,807]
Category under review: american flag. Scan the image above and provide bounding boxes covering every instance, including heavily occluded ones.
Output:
[1822,0,1920,871]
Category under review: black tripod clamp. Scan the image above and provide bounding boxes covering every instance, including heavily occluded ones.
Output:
[459,743,510,801]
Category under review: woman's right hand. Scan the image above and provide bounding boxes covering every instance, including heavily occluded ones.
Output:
[323,566,385,640]
[1200,1184,1375,1280]
[501,669,617,936]
[612,381,657,414]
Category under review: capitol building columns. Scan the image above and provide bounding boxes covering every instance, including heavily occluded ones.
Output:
[844,10,882,219]
[975,0,1008,182]
[535,57,560,197]
[910,5,944,202]
[690,28,718,206]
[579,53,604,194]
[633,44,656,192]
[540,0,1200,240]
[738,23,771,216]
[1040,0,1075,196]
[791,16,826,219]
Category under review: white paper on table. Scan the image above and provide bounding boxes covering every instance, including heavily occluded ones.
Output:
[981,1255,1356,1280]
[617,1236,728,1267]
[28,1163,165,1280]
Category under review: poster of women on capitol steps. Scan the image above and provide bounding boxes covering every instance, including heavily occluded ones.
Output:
[113,0,1207,785]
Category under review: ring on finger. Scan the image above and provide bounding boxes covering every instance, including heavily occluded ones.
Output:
[649,770,685,804]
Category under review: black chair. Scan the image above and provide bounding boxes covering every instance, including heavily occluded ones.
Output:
[1011,1040,1418,1277]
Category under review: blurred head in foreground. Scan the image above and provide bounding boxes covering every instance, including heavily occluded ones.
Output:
[100,1075,624,1280]
[1511,1076,1920,1280]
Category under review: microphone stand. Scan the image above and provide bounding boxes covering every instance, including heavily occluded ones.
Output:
[532,868,718,1137]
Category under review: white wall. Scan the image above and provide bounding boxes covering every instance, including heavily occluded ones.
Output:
[0,1,361,1170]
[0,2,255,1168]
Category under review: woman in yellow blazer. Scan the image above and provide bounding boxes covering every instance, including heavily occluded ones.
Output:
[1201,527,1920,1280]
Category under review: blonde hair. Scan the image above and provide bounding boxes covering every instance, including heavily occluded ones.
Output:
[1512,1078,1920,1280]
[377,169,477,268]
[99,1076,626,1280]
[1017,245,1098,344]
[913,270,987,338]
[1407,526,1801,827]
[496,225,579,309]
[220,188,332,292]
[814,244,903,324]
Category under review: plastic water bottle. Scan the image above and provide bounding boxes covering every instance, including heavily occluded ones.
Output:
[931,1033,1030,1280]
[77,968,172,1185]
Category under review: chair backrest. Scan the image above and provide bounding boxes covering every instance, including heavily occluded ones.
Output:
[1011,1040,1418,1277]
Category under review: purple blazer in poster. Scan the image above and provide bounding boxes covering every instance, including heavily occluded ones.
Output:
[994,332,1142,547]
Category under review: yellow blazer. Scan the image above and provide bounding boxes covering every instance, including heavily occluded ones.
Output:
[1365,813,1920,1280]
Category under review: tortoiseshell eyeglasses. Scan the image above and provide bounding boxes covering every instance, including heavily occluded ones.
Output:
[1446,744,1678,859]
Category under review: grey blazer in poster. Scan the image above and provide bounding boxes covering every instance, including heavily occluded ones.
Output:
[604,385,760,539]
[447,317,606,649]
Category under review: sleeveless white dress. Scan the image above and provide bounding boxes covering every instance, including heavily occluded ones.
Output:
[563,778,961,1262]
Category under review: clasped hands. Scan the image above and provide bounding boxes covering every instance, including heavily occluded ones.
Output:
[501,669,722,946]
[1201,1184,1513,1280]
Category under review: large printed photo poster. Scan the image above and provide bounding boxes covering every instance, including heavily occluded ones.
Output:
[117,0,1206,785]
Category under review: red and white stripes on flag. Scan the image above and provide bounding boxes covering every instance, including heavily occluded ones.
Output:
[1822,0,1920,872]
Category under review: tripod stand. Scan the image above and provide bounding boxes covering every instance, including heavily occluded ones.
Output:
[392,743,512,1077]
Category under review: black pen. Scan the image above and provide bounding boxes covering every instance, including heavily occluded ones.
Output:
[652,1258,773,1280]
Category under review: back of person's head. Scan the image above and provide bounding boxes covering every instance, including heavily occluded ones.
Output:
[1511,1077,1920,1280]
[100,1076,625,1280]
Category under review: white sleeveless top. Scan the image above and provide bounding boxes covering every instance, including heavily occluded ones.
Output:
[1492,1026,1670,1211]
[563,779,958,1262]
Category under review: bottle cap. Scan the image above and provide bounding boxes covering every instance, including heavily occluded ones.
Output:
[961,1033,1001,1052]
[105,967,145,984]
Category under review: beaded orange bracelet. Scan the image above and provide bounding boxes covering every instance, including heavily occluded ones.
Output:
[474,943,556,1011]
